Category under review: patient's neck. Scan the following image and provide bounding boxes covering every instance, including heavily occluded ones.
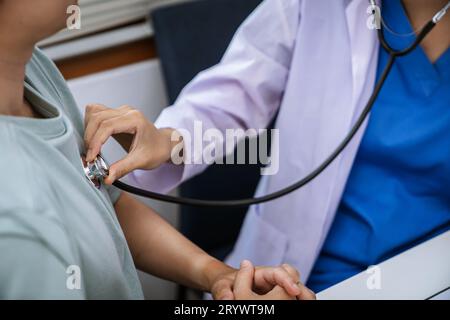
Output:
[0,45,37,118]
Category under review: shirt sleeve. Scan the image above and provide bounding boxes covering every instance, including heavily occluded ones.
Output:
[104,184,122,205]
[131,0,302,193]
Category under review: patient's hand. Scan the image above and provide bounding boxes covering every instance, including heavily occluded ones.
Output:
[210,260,315,300]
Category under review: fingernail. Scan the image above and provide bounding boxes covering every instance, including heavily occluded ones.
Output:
[107,173,115,184]
[220,293,234,300]
[86,149,93,161]
[240,260,251,268]
[289,282,300,291]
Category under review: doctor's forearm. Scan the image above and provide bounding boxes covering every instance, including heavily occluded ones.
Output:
[114,192,233,292]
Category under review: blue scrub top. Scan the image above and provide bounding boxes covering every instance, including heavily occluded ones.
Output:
[307,0,450,293]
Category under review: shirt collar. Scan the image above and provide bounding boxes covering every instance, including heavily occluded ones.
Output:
[381,0,449,95]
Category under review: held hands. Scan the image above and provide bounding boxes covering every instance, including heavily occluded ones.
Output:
[210,260,315,300]
[84,104,179,184]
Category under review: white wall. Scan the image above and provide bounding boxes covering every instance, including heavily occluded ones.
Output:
[68,59,180,300]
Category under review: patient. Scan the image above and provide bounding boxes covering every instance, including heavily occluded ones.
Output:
[0,0,315,300]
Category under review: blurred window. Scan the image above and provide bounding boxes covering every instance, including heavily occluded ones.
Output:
[39,0,192,60]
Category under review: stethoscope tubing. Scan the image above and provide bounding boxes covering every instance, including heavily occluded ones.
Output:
[113,4,444,207]
[113,54,397,208]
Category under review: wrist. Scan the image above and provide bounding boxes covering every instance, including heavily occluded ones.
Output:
[201,257,236,293]
[158,128,183,164]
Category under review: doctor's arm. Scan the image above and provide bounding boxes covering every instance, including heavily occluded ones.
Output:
[84,0,301,185]
[114,192,315,300]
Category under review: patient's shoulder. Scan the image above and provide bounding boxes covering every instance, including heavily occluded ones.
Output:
[26,47,85,134]
[27,47,66,89]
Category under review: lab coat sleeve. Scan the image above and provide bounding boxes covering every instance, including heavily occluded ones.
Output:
[131,0,302,193]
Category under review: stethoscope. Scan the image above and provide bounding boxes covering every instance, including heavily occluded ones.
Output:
[83,0,450,207]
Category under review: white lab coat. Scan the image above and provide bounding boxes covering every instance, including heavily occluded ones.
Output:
[131,0,380,282]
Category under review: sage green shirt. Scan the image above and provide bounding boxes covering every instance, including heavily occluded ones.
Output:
[0,48,143,299]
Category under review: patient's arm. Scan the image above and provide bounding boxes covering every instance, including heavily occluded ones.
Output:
[114,192,232,295]
[114,192,314,300]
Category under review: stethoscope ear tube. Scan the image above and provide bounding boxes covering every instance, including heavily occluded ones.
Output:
[378,20,436,57]
[109,2,446,207]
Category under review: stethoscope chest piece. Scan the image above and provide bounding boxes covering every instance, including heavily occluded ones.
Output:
[82,155,110,189]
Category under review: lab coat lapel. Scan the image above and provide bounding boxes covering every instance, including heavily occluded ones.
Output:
[345,0,381,124]
[226,0,380,281]
[287,0,362,279]
[279,0,379,277]
[310,0,381,266]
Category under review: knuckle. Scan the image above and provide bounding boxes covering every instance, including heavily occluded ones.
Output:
[115,168,123,177]
[139,119,148,129]
[89,112,101,125]
[274,268,285,278]
[99,119,113,130]
[216,278,230,289]
[86,104,102,113]
[282,264,300,278]
[86,104,95,113]
[133,112,147,127]
[281,263,291,270]
[122,105,134,111]
[129,109,142,119]
[212,281,229,295]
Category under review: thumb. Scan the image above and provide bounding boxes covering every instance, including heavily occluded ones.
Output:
[104,153,140,184]
[233,260,255,297]
[212,281,235,300]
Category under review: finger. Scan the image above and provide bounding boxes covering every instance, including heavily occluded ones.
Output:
[85,111,123,154]
[104,152,142,184]
[264,286,296,300]
[253,268,274,294]
[215,289,234,301]
[84,104,107,126]
[253,279,273,294]
[87,117,138,162]
[233,260,255,298]
[84,106,132,154]
[280,264,315,299]
[261,267,301,297]
[211,280,235,301]
[281,264,300,282]
[253,266,295,294]
[296,287,316,300]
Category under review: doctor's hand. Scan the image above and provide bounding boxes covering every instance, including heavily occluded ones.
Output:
[84,104,181,184]
[210,260,316,300]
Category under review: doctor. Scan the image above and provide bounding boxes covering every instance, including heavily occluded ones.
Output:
[85,0,450,292]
